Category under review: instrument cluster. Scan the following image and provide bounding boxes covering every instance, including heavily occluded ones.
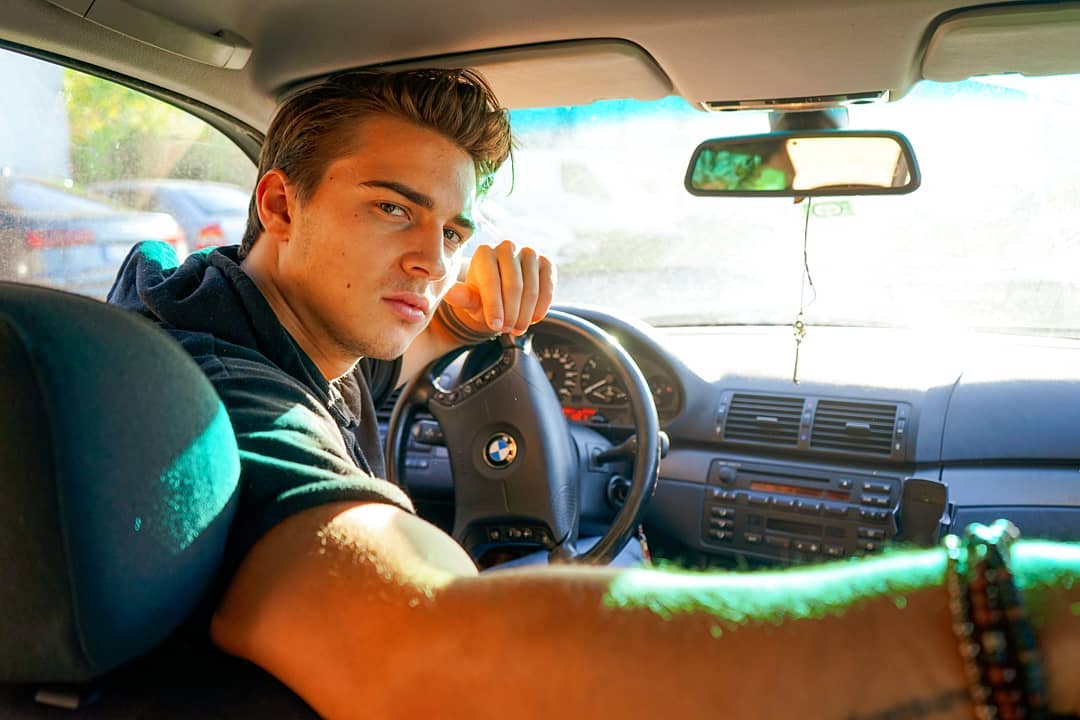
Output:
[531,333,681,427]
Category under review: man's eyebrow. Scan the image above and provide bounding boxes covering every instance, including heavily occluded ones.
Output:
[359,180,475,232]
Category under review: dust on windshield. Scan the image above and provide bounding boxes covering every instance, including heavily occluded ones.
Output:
[474,75,1080,336]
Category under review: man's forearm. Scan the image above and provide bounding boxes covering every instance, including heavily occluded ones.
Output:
[211,503,1080,720]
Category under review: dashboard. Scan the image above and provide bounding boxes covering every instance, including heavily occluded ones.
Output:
[387,304,1080,569]
[532,330,681,427]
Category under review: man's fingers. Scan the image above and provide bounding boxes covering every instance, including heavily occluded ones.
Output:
[466,246,505,332]
[533,254,556,324]
[512,247,540,335]
[495,240,522,334]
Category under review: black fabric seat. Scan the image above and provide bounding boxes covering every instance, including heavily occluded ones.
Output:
[0,282,317,718]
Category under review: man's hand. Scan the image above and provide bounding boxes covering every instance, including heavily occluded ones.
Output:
[442,240,556,337]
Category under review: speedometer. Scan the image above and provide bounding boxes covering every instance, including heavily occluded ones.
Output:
[580,356,628,405]
[537,345,577,402]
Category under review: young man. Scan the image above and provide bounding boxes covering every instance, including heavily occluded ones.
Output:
[110,69,1080,719]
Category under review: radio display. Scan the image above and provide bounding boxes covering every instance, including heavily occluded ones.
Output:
[749,480,849,502]
[766,518,823,537]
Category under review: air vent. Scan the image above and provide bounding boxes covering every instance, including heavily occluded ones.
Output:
[810,400,897,456]
[723,393,804,447]
[376,387,403,424]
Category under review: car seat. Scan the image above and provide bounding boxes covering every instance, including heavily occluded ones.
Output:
[0,282,317,718]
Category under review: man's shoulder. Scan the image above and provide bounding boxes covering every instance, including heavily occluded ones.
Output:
[167,328,279,378]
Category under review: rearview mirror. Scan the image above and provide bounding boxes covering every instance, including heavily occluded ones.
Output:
[685,130,920,197]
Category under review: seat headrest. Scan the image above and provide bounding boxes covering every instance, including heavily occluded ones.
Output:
[0,282,240,684]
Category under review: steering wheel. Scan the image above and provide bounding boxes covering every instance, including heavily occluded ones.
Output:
[386,309,660,564]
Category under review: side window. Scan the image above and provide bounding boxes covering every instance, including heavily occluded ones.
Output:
[0,48,256,298]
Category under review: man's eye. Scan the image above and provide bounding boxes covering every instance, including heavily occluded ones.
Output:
[378,202,407,217]
[444,228,464,247]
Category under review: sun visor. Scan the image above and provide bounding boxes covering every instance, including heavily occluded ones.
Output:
[344,40,672,109]
[923,3,1080,81]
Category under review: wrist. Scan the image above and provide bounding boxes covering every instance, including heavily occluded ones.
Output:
[1013,541,1080,715]
[433,302,499,346]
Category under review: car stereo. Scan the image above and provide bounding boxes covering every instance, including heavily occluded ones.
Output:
[701,460,901,561]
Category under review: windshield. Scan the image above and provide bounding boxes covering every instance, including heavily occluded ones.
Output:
[475,74,1080,336]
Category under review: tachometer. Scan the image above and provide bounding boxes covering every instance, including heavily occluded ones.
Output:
[537,345,577,402]
[648,373,678,416]
[580,356,628,405]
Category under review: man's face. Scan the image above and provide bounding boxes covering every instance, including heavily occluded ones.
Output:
[278,114,477,361]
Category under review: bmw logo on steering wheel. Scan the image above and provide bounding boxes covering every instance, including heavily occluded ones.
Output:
[483,433,518,468]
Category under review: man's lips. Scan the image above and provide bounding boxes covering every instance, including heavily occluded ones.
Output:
[383,292,431,324]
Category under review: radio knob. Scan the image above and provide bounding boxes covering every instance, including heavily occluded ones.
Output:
[707,461,738,485]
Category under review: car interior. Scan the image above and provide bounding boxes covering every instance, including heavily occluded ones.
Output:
[2,0,1080,716]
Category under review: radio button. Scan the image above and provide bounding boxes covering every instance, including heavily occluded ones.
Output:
[709,518,734,530]
[861,494,891,507]
[710,506,735,519]
[708,530,733,542]
[765,535,791,549]
[823,505,849,517]
[859,508,889,522]
[824,544,845,557]
[794,541,820,554]
[858,527,885,540]
[863,482,891,494]
[838,479,853,490]
[748,495,770,506]
[772,497,797,510]
[856,540,880,553]
[796,500,823,515]
[744,533,762,544]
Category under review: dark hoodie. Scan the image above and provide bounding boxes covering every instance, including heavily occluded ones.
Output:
[109,241,415,572]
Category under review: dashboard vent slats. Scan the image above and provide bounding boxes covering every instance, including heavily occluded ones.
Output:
[376,388,403,424]
[810,400,897,455]
[723,393,803,446]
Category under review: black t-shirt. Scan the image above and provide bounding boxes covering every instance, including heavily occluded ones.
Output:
[108,243,415,575]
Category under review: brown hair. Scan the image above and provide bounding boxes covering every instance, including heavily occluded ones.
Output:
[239,68,512,257]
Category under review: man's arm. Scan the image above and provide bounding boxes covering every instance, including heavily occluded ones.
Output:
[399,240,555,386]
[211,502,1080,720]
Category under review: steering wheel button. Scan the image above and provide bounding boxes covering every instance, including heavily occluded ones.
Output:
[488,529,501,541]
[508,528,522,539]
[744,533,762,544]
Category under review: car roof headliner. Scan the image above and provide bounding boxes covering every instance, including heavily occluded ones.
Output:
[0,0,1076,134]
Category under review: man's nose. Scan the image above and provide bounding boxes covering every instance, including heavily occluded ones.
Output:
[403,221,449,281]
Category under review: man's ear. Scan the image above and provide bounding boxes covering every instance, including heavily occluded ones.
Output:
[255,169,295,240]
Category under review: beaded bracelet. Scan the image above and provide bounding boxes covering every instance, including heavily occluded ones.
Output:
[944,519,1052,720]
[434,301,500,345]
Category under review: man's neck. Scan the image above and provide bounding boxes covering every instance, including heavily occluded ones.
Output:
[240,253,356,382]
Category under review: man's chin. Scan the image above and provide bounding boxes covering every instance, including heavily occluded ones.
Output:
[354,326,421,361]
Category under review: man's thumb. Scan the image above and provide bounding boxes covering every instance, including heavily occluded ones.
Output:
[442,282,481,313]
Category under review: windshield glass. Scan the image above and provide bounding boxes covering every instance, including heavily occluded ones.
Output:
[476,74,1080,336]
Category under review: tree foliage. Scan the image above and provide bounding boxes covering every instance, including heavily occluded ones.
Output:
[63,69,254,188]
